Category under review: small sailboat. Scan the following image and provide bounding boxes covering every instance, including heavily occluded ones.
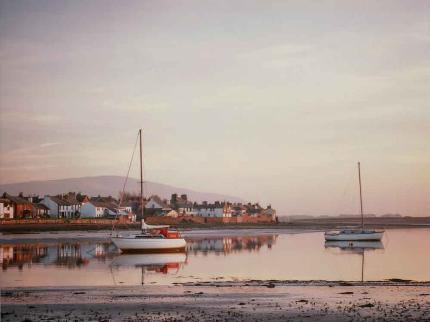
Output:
[111,129,186,253]
[324,162,384,241]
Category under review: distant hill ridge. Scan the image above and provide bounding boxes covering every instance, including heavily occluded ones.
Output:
[0,176,243,203]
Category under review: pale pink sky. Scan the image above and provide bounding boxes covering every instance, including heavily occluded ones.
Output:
[0,1,429,216]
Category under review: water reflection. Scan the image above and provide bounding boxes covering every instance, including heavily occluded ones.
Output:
[1,244,49,270]
[324,240,384,253]
[1,235,276,271]
[1,230,428,286]
[111,253,187,284]
[1,242,113,270]
[324,240,385,282]
[186,235,278,255]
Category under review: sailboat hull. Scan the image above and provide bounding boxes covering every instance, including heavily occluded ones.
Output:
[324,231,383,241]
[112,237,187,253]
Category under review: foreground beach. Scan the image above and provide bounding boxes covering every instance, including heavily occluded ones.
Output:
[2,281,430,321]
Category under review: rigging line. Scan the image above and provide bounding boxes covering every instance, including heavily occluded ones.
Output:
[112,131,140,234]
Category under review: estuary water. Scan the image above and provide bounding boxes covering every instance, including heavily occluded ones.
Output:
[0,228,429,287]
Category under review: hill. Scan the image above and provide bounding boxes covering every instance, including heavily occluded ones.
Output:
[0,176,243,203]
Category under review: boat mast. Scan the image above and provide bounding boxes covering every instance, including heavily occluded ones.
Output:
[358,162,364,230]
[139,129,144,224]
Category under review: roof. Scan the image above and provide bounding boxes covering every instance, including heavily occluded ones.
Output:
[48,196,72,206]
[262,208,276,215]
[90,200,110,207]
[120,201,135,207]
[61,195,80,205]
[149,195,170,209]
[34,203,50,210]
[3,194,32,205]
[91,196,118,203]
[90,200,118,212]
[195,202,226,209]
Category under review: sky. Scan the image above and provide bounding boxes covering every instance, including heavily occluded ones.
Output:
[0,0,429,216]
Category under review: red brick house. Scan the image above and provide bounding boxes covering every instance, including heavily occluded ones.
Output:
[2,193,35,219]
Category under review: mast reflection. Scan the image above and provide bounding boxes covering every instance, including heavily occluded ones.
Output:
[324,240,384,282]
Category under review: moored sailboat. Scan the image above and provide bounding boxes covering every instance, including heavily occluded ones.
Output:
[324,162,384,241]
[111,129,186,253]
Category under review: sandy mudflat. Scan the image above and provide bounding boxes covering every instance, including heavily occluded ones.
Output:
[2,281,430,321]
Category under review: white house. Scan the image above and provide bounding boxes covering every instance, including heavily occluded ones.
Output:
[0,198,14,219]
[171,194,198,216]
[177,203,198,216]
[165,210,179,218]
[196,202,232,218]
[261,206,277,221]
[231,204,247,216]
[145,195,171,216]
[80,201,116,218]
[118,201,133,214]
[41,196,80,218]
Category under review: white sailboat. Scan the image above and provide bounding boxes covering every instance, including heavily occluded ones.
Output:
[111,129,186,253]
[324,162,384,241]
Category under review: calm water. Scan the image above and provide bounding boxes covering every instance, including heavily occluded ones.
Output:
[0,229,429,287]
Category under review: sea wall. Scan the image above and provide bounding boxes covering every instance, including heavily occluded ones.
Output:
[0,217,131,225]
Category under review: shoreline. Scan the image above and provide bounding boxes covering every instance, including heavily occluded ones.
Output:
[1,218,430,233]
[3,279,430,290]
[2,282,429,321]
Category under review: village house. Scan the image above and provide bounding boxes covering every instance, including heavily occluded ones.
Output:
[0,198,14,219]
[118,201,133,214]
[80,200,117,218]
[196,201,232,218]
[171,194,197,216]
[61,192,82,210]
[41,195,79,218]
[165,209,179,218]
[231,203,247,217]
[261,205,277,221]
[244,203,264,216]
[2,194,34,219]
[33,203,50,217]
[145,195,171,216]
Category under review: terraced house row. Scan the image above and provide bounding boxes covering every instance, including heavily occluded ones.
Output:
[0,192,276,222]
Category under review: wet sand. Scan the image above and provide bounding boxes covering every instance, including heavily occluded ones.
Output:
[2,281,430,321]
[2,216,429,233]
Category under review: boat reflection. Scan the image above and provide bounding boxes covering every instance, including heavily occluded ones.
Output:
[110,253,187,284]
[324,240,384,282]
[325,240,384,253]
[111,253,186,270]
